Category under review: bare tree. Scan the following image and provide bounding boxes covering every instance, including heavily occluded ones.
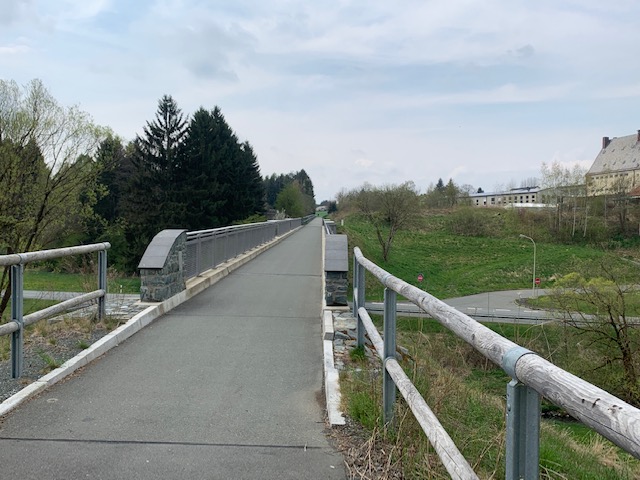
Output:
[349,182,421,261]
[540,161,586,238]
[550,260,640,404]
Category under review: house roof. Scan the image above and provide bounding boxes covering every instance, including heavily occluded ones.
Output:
[588,133,640,176]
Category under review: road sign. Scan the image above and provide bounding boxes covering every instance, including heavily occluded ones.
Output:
[417,273,424,282]
[535,278,541,285]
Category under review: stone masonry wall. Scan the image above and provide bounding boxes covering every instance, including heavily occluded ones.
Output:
[326,271,348,306]
[140,232,187,302]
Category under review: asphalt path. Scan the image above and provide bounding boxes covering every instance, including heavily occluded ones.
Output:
[0,218,345,480]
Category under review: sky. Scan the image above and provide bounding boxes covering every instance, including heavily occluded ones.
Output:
[2,0,640,202]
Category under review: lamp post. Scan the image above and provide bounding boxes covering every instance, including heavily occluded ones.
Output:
[519,234,537,298]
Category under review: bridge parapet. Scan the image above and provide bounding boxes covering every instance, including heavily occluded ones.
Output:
[138,229,187,302]
[324,233,348,306]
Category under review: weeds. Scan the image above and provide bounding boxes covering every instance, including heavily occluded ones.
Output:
[350,345,366,362]
[339,317,640,478]
[36,350,61,372]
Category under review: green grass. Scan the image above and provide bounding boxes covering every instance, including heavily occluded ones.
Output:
[23,269,140,294]
[36,349,62,372]
[340,317,640,478]
[0,299,59,324]
[341,215,640,301]
[529,292,640,316]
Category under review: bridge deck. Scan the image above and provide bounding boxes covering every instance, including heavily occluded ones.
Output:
[0,218,345,479]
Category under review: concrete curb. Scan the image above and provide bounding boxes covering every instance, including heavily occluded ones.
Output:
[0,226,301,418]
[321,226,346,426]
[323,311,345,426]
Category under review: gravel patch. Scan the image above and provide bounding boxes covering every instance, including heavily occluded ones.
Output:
[0,298,147,404]
[0,325,111,402]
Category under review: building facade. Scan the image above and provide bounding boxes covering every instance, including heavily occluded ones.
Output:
[586,131,640,196]
[469,186,542,207]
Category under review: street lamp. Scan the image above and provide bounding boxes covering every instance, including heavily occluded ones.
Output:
[519,234,537,298]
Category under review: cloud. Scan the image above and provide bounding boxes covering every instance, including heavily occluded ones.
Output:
[0,0,34,26]
[0,43,30,55]
[354,157,374,168]
[512,44,535,59]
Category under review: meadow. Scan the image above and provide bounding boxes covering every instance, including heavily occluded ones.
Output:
[337,209,640,478]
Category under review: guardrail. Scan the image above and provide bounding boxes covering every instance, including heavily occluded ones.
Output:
[353,246,640,479]
[185,216,315,279]
[0,243,111,379]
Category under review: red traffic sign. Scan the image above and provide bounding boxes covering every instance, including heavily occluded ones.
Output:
[417,273,424,282]
[535,278,541,285]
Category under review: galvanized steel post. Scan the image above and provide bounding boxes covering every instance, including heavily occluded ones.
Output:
[352,256,357,318]
[11,264,24,378]
[503,347,540,480]
[195,234,202,277]
[98,249,107,321]
[354,258,365,348]
[383,287,397,427]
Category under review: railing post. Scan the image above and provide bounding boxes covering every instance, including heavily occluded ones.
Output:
[353,258,365,348]
[352,256,357,318]
[98,249,107,321]
[503,347,540,480]
[11,264,24,378]
[195,234,202,276]
[383,287,397,427]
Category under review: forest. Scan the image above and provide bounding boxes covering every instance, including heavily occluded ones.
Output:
[0,79,317,278]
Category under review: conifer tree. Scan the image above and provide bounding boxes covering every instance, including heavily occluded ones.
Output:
[181,108,226,229]
[124,95,188,254]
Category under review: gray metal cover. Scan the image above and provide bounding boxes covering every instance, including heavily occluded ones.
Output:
[138,229,187,269]
[324,235,348,272]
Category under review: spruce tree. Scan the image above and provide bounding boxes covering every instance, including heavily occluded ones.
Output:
[181,108,226,229]
[209,107,264,223]
[124,95,188,252]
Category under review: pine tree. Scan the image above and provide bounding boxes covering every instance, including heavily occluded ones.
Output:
[209,107,264,223]
[181,108,226,229]
[124,95,188,252]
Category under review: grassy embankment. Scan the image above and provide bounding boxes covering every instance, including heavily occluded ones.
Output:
[337,213,640,479]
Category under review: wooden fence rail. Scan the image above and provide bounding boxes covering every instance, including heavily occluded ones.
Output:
[352,246,640,479]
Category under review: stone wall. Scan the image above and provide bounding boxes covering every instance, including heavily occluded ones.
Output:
[139,230,187,302]
[325,233,348,306]
[326,271,348,306]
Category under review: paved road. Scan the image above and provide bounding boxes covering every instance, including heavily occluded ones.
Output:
[365,289,557,324]
[0,218,345,479]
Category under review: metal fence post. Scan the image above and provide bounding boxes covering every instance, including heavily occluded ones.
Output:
[383,287,397,427]
[354,258,365,348]
[11,264,24,378]
[196,234,202,276]
[352,256,358,318]
[98,249,107,321]
[503,347,540,480]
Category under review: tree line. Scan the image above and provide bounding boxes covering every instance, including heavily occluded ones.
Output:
[0,79,317,280]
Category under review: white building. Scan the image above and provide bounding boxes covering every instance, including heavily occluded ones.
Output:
[469,186,542,207]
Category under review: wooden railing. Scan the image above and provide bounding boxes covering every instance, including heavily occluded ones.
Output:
[353,246,640,479]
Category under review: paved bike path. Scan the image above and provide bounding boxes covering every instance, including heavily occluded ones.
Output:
[0,219,345,479]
